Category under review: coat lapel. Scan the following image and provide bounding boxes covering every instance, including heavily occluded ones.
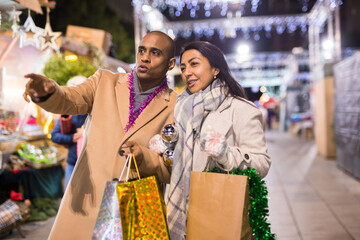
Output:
[120,86,170,144]
[205,97,233,136]
[115,74,130,132]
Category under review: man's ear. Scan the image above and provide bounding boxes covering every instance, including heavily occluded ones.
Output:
[167,58,176,71]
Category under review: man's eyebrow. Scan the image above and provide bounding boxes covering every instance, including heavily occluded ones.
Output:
[138,46,163,54]
[150,47,163,54]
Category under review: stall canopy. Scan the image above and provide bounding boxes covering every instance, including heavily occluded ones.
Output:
[0,0,44,14]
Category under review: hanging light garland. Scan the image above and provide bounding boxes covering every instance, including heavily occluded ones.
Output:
[226,52,296,87]
[164,14,309,39]
[132,0,343,40]
[133,0,262,19]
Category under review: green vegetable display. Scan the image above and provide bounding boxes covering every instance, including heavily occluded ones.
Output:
[17,143,57,165]
[43,54,97,86]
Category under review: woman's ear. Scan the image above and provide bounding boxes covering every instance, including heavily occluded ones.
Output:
[214,68,220,77]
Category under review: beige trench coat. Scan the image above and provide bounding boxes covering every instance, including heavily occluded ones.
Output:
[37,69,177,240]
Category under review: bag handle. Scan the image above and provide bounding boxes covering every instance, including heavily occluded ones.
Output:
[205,158,230,175]
[205,149,240,175]
[125,154,141,182]
[119,154,131,181]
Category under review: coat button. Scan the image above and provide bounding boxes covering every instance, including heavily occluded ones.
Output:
[244,154,249,160]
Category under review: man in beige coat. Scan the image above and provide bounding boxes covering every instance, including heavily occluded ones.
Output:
[23,31,177,239]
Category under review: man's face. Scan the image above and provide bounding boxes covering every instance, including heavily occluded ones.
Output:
[136,34,172,82]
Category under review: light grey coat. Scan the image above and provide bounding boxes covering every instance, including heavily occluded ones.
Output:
[192,96,271,177]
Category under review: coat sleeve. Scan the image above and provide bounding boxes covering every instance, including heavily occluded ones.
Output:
[137,146,171,184]
[227,104,271,178]
[51,120,74,145]
[36,70,103,115]
[135,91,177,184]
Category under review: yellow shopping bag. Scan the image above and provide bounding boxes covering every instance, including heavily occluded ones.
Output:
[116,154,169,240]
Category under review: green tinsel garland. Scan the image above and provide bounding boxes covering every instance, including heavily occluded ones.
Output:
[206,167,276,240]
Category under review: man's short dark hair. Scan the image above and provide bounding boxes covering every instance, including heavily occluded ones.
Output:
[147,31,175,59]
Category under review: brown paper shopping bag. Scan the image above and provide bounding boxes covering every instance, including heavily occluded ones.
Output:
[186,171,252,240]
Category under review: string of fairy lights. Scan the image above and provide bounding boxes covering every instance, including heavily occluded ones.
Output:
[132,0,343,41]
[0,0,343,53]
[133,0,314,19]
[132,0,343,89]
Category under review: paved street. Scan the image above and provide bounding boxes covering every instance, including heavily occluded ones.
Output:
[266,131,360,240]
[1,131,360,239]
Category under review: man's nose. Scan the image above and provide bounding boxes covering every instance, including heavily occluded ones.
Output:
[141,52,150,63]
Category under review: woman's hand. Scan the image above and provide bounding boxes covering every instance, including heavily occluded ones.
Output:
[200,126,228,162]
[148,134,167,154]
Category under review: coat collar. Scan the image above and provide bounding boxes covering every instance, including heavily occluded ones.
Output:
[115,73,170,142]
[217,95,233,113]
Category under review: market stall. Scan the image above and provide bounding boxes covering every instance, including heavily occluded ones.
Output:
[0,1,130,236]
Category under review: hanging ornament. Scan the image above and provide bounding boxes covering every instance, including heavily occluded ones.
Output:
[39,7,61,52]
[9,6,22,38]
[20,9,44,49]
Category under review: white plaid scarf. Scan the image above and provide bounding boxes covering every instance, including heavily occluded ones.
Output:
[167,79,228,240]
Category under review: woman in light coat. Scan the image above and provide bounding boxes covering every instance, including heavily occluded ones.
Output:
[167,41,271,240]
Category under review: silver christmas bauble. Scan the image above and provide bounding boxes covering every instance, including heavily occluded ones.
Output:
[163,150,174,167]
[161,124,179,143]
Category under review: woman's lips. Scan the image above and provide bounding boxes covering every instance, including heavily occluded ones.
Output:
[187,80,197,87]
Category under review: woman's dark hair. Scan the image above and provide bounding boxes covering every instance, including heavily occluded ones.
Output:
[180,41,247,99]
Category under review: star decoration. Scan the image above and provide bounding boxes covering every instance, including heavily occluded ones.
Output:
[39,22,61,52]
[20,15,44,49]
[9,9,22,23]
[11,22,22,38]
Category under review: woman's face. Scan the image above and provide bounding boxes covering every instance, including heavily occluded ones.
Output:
[180,49,219,93]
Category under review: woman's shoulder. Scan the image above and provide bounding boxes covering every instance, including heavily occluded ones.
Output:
[223,97,263,125]
[228,96,259,111]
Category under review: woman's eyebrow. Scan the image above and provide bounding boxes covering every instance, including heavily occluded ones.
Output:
[188,57,200,62]
[181,57,200,65]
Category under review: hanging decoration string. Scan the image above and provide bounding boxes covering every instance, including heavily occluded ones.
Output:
[125,69,168,132]
[10,5,22,38]
[206,167,276,240]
